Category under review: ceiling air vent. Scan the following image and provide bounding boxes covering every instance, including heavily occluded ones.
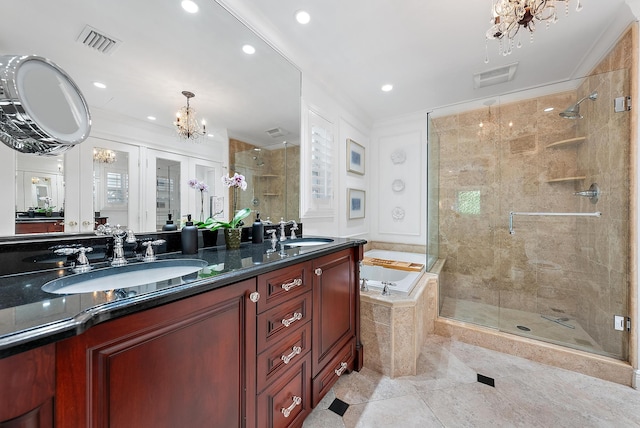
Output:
[76,25,121,55]
[265,127,289,138]
[473,62,518,89]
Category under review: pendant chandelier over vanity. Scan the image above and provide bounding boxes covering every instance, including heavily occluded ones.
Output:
[485,0,583,61]
[175,90,206,140]
[93,148,116,163]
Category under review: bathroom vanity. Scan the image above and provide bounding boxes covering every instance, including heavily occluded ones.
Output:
[0,237,364,427]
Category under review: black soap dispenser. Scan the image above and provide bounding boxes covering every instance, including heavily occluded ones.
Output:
[162,213,178,231]
[252,212,264,244]
[181,214,198,254]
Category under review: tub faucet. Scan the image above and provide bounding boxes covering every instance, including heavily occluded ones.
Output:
[360,278,369,292]
[381,281,392,296]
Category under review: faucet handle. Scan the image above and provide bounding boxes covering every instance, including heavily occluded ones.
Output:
[125,229,137,243]
[290,221,298,239]
[141,239,165,262]
[74,247,93,273]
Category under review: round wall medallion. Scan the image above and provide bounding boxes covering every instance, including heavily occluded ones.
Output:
[390,149,406,165]
[392,179,405,192]
[392,207,405,221]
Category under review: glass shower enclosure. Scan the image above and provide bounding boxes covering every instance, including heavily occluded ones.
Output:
[428,69,631,360]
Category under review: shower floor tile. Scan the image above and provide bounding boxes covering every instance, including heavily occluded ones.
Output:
[439,297,606,356]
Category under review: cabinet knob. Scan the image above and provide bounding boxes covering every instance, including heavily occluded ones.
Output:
[314,268,322,276]
[281,396,302,418]
[249,292,260,303]
[82,220,93,227]
[67,221,78,227]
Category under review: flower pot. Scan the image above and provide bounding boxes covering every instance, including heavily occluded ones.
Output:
[45,211,52,217]
[201,229,219,247]
[224,228,242,250]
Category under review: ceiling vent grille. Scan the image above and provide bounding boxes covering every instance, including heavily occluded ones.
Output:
[265,127,289,138]
[76,25,121,55]
[473,62,518,89]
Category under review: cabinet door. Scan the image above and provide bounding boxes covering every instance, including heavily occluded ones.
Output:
[0,344,55,428]
[56,279,257,428]
[311,249,356,377]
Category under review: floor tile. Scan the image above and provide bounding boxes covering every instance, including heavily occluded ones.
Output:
[342,395,443,428]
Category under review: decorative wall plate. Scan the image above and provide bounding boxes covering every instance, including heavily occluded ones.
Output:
[390,149,406,165]
[392,207,405,221]
[392,179,405,192]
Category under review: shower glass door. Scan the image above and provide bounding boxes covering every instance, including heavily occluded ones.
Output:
[433,68,631,360]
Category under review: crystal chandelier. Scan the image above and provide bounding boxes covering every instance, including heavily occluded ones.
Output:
[93,148,116,163]
[485,0,583,62]
[174,90,206,140]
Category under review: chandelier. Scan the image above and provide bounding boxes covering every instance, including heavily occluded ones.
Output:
[93,148,116,164]
[175,90,206,140]
[485,0,583,61]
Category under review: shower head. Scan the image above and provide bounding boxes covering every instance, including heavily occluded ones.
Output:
[559,91,598,119]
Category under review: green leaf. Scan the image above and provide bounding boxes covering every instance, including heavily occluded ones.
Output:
[230,208,251,228]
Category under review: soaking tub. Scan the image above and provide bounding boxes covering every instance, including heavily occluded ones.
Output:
[361,250,426,296]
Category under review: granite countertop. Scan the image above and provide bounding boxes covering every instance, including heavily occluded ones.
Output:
[0,237,365,358]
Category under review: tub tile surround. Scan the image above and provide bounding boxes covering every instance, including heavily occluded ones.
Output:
[431,24,635,362]
[303,336,640,428]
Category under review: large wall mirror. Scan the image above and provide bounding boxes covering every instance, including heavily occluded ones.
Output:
[0,0,301,238]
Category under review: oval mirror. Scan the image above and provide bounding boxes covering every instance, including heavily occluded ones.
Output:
[0,55,91,155]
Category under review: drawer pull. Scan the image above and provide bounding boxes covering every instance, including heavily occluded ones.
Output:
[281,278,303,291]
[281,346,302,364]
[249,292,261,303]
[334,362,348,377]
[282,312,303,327]
[281,396,302,418]
[314,268,322,276]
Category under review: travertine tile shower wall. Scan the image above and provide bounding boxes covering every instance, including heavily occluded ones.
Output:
[432,27,632,359]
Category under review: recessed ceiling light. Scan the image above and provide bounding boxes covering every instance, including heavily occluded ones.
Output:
[242,44,256,55]
[147,116,156,121]
[93,81,107,89]
[544,107,554,112]
[295,10,311,24]
[181,0,199,13]
[381,84,393,92]
[208,133,214,137]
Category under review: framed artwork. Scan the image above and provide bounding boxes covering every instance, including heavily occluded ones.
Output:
[347,138,365,175]
[348,188,366,219]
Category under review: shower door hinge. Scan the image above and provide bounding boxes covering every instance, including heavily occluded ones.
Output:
[614,315,631,332]
[614,96,631,112]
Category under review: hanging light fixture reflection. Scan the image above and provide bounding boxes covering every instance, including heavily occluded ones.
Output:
[93,148,116,163]
[485,0,583,62]
[174,90,206,140]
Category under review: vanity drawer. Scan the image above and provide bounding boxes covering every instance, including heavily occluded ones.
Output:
[257,321,311,393]
[312,337,355,407]
[257,292,312,353]
[256,352,312,428]
[256,262,311,313]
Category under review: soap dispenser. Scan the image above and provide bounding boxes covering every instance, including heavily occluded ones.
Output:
[162,213,178,231]
[181,214,198,254]
[252,212,264,244]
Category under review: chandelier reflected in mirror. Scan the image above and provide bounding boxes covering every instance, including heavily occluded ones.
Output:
[485,0,583,62]
[93,148,116,164]
[175,90,206,140]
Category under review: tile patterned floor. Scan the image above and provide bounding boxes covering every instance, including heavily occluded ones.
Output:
[303,335,640,428]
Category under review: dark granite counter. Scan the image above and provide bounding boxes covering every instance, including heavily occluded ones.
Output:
[0,236,365,358]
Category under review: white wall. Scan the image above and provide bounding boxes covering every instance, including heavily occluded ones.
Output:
[369,112,428,246]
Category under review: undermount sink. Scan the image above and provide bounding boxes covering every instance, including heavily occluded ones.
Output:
[41,258,208,294]
[283,238,334,247]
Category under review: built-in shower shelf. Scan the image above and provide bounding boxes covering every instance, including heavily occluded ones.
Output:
[262,193,280,196]
[545,137,586,149]
[546,176,586,183]
[255,174,279,178]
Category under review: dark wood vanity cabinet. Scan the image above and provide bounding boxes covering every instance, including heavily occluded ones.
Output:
[0,244,362,428]
[55,278,257,428]
[0,344,55,428]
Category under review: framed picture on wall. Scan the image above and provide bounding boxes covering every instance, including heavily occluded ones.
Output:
[348,188,366,219]
[347,138,365,175]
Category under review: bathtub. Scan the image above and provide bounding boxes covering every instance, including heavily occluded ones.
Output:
[361,250,426,295]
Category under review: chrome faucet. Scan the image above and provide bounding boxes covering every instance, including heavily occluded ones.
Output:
[96,224,137,267]
[279,218,298,241]
[141,239,166,262]
[54,246,93,273]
